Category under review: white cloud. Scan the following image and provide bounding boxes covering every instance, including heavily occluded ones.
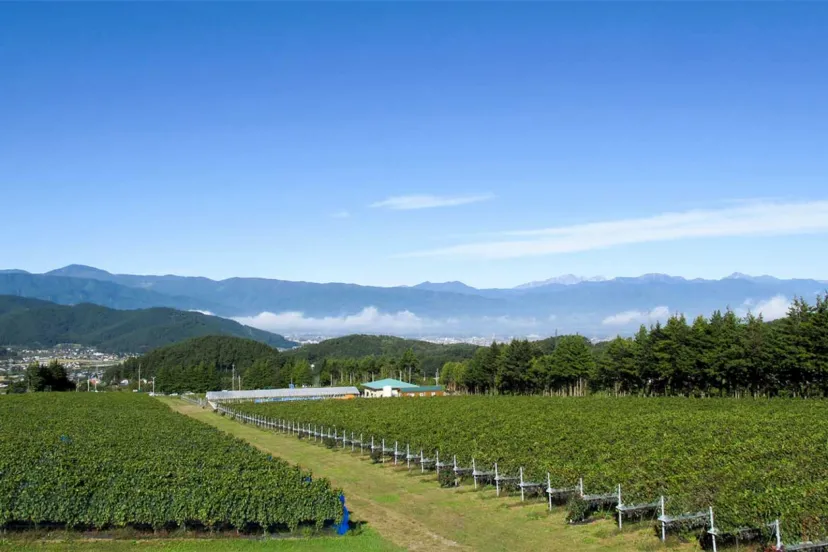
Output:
[189,309,214,316]
[738,295,791,321]
[398,200,828,259]
[370,193,495,210]
[234,307,549,336]
[602,306,670,326]
[331,210,351,219]
[234,307,443,334]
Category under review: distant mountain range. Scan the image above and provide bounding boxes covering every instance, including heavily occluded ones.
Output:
[515,274,608,288]
[0,295,296,352]
[1,265,826,337]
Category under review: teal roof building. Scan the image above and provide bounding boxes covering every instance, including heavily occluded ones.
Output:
[362,378,417,390]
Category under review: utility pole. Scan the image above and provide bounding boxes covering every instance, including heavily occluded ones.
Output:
[138,363,141,392]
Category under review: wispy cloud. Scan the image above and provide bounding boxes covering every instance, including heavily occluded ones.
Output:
[738,295,791,321]
[397,200,828,259]
[235,307,440,334]
[602,306,670,326]
[234,307,545,336]
[331,210,351,219]
[370,193,495,211]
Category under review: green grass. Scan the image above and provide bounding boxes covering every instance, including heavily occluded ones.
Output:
[0,529,398,551]
[162,398,701,552]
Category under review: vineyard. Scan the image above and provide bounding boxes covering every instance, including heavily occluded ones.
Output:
[235,396,828,543]
[0,394,343,531]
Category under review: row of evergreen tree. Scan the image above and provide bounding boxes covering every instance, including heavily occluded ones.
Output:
[23,360,76,392]
[440,294,828,397]
[154,352,427,393]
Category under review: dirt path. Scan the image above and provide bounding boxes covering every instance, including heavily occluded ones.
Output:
[163,399,694,552]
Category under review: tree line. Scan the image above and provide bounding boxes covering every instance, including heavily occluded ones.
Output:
[22,360,75,392]
[440,294,828,398]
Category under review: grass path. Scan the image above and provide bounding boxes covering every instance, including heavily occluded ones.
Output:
[0,530,397,552]
[162,399,697,552]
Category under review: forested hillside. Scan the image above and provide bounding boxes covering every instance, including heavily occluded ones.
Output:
[0,295,295,352]
[105,335,317,393]
[440,294,828,397]
[284,334,478,376]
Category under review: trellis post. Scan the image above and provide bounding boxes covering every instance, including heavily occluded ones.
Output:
[519,467,525,502]
[774,519,782,550]
[617,484,623,529]
[495,463,500,496]
[709,507,717,552]
[472,458,478,489]
[547,473,552,511]
[394,442,398,465]
[660,496,666,541]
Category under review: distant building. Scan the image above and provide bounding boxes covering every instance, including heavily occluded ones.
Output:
[399,385,445,398]
[205,386,359,406]
[362,378,445,398]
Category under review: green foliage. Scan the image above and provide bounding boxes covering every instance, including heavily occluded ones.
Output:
[437,468,456,488]
[440,294,828,398]
[106,336,282,392]
[0,295,296,353]
[565,496,591,523]
[25,360,75,392]
[0,394,342,530]
[284,335,477,378]
[238,396,828,540]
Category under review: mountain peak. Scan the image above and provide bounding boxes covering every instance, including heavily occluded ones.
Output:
[46,264,113,279]
[413,281,478,294]
[725,272,779,283]
[515,274,606,289]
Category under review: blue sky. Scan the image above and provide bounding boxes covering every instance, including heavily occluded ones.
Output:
[2,3,827,288]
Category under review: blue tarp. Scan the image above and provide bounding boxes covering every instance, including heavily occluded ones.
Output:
[337,494,349,535]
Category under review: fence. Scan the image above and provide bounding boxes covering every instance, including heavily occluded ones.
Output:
[212,402,826,552]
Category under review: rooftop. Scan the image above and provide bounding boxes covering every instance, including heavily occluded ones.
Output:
[402,385,444,393]
[206,386,359,401]
[362,378,418,390]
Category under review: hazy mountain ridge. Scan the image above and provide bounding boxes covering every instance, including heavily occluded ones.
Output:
[1,265,826,337]
[0,295,296,352]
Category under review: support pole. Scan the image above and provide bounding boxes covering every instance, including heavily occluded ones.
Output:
[774,519,782,550]
[547,473,552,511]
[520,467,525,502]
[394,442,398,465]
[617,484,623,530]
[709,507,717,552]
[495,463,500,497]
[420,450,425,474]
[660,496,666,542]
[473,458,478,489]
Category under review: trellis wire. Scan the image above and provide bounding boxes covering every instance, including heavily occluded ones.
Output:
[213,403,828,550]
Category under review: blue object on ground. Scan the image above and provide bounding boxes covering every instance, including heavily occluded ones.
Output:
[336,494,349,535]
